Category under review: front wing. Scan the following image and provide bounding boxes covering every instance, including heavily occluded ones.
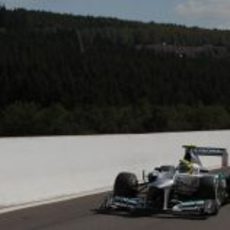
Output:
[98,193,219,216]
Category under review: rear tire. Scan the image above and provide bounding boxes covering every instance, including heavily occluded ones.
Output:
[211,168,230,200]
[113,172,138,197]
[198,175,226,205]
[225,174,230,200]
[197,176,216,199]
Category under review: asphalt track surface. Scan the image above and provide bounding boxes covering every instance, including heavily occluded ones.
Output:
[0,192,230,230]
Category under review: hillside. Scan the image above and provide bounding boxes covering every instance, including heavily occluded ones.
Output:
[0,6,230,136]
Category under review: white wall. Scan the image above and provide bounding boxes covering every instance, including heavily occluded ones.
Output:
[0,130,229,210]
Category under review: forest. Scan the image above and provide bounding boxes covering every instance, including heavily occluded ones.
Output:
[0,6,230,136]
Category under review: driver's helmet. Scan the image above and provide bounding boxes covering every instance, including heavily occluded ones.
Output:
[178,159,193,173]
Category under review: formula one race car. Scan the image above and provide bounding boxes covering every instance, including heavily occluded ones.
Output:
[98,146,230,216]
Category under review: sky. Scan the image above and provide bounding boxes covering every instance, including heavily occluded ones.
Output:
[1,0,230,29]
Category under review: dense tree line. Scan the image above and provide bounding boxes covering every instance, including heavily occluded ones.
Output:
[0,6,230,136]
[0,102,229,136]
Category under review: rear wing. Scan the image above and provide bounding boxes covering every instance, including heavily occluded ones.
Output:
[183,145,229,167]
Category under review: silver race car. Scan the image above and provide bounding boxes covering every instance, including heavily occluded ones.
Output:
[98,146,230,216]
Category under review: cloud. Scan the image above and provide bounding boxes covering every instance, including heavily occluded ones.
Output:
[1,0,31,8]
[1,0,49,8]
[176,0,230,20]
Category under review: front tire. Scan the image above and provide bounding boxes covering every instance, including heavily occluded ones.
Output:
[113,172,138,197]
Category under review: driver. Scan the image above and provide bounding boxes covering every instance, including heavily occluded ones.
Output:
[178,159,200,174]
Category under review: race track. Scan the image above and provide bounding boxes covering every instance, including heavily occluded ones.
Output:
[0,192,230,230]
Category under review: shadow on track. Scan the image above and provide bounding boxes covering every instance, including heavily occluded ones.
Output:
[92,208,210,220]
